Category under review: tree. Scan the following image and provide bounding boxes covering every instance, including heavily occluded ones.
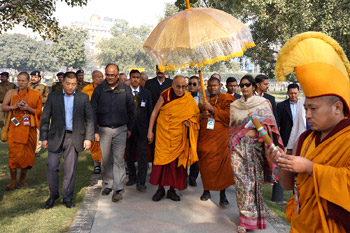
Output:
[50,27,87,70]
[0,0,88,40]
[175,0,350,79]
[0,33,57,71]
[97,22,156,74]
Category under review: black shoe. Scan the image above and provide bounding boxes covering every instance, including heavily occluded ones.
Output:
[35,153,40,157]
[152,188,165,201]
[219,197,229,206]
[63,200,75,208]
[101,188,112,196]
[188,178,197,187]
[200,190,211,201]
[44,196,59,209]
[136,184,147,192]
[112,190,123,202]
[93,165,101,174]
[126,179,136,186]
[166,189,180,201]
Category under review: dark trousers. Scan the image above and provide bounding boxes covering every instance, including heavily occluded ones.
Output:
[189,162,199,180]
[46,133,78,202]
[126,133,148,185]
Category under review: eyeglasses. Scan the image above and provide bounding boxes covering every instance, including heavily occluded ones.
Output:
[105,73,118,78]
[239,82,252,88]
[175,85,188,89]
[188,82,197,86]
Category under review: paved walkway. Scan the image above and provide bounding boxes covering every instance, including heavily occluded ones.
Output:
[72,171,289,233]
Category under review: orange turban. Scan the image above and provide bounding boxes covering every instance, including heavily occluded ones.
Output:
[275,32,350,114]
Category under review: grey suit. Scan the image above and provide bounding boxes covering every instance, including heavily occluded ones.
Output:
[40,90,94,202]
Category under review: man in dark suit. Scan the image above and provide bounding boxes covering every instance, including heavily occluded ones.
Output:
[277,83,300,146]
[144,65,172,161]
[255,75,278,125]
[226,77,241,99]
[125,70,152,192]
[40,72,94,209]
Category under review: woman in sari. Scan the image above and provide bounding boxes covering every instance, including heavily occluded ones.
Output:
[229,75,282,233]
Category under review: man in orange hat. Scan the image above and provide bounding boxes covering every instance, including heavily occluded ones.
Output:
[268,32,350,232]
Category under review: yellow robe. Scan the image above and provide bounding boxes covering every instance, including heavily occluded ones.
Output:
[8,89,42,169]
[286,125,350,233]
[154,90,200,168]
[82,83,101,162]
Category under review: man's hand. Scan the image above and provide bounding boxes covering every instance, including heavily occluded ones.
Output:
[183,120,190,127]
[127,130,131,139]
[265,144,283,164]
[84,140,91,151]
[203,101,214,113]
[277,154,314,175]
[94,133,100,142]
[42,141,48,149]
[147,131,154,144]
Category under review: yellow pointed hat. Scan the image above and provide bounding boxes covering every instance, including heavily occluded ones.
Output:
[275,31,350,113]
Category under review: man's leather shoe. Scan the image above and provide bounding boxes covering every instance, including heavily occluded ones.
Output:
[200,190,211,201]
[102,188,112,196]
[112,190,123,202]
[44,196,59,209]
[63,200,75,208]
[152,188,165,201]
[188,178,197,187]
[219,197,229,206]
[166,189,180,201]
[136,184,147,192]
[126,179,136,186]
[93,165,101,174]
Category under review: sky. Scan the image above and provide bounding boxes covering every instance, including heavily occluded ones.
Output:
[54,0,176,27]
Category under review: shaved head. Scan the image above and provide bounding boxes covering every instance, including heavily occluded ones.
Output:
[172,75,187,97]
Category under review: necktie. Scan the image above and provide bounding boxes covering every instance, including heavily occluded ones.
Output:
[133,91,140,107]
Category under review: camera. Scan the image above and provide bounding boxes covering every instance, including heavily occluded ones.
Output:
[20,100,25,106]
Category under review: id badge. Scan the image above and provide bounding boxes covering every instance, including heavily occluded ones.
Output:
[23,115,30,126]
[140,101,146,107]
[206,118,215,130]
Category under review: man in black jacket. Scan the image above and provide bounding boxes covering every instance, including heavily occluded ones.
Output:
[125,70,152,192]
[91,64,134,202]
[255,74,278,125]
[40,72,94,209]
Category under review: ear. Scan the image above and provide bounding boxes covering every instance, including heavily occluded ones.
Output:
[333,101,343,115]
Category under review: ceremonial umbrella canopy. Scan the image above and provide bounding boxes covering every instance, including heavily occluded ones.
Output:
[143,0,255,100]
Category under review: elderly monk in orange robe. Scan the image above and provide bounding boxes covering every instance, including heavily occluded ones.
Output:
[82,70,104,174]
[2,72,42,191]
[148,75,200,202]
[198,77,235,206]
[268,32,350,233]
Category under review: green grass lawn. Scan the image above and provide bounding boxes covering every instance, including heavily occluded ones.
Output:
[262,182,293,223]
[0,142,93,233]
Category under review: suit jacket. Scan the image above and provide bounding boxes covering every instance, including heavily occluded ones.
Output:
[234,93,241,99]
[277,98,293,146]
[263,93,278,125]
[40,90,94,153]
[131,87,153,137]
[144,77,172,108]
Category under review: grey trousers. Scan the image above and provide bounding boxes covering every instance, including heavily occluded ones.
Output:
[99,125,127,191]
[46,132,78,202]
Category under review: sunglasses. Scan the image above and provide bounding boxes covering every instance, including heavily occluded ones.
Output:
[188,82,197,86]
[239,82,252,88]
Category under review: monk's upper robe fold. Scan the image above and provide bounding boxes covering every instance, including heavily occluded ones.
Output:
[154,90,200,168]
[286,123,350,233]
[8,89,42,169]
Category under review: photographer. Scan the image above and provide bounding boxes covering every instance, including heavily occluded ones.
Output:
[2,72,42,191]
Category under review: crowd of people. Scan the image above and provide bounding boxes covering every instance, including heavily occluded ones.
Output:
[1,31,349,233]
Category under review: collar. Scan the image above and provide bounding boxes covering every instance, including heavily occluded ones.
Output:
[157,77,165,85]
[31,82,40,87]
[102,80,126,94]
[289,99,298,105]
[130,86,140,93]
[63,89,76,96]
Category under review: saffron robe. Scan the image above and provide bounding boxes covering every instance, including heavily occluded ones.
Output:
[198,93,235,190]
[8,89,42,169]
[82,83,101,163]
[286,119,350,233]
[150,88,200,189]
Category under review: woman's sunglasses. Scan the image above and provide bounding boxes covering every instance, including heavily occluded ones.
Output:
[239,83,252,88]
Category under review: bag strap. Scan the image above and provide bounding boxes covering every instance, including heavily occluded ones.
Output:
[4,90,14,122]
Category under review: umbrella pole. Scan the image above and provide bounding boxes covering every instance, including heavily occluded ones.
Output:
[198,70,207,101]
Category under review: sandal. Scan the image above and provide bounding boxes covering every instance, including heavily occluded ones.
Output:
[5,181,16,191]
[237,226,246,233]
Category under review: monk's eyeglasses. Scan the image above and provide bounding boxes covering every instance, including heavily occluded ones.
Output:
[175,85,188,89]
[239,83,252,88]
